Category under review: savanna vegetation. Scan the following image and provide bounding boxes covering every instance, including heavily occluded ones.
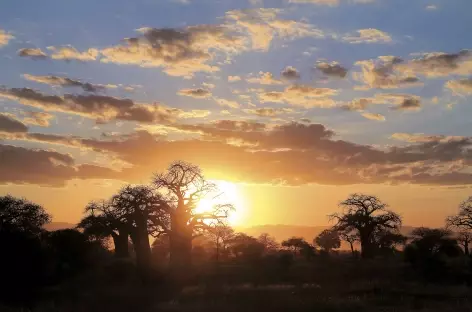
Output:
[2,161,472,311]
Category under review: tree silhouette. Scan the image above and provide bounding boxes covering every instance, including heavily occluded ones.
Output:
[372,229,407,256]
[228,233,265,262]
[406,227,461,260]
[339,230,359,256]
[258,233,279,254]
[111,185,170,275]
[78,200,130,258]
[0,195,50,235]
[314,229,341,253]
[330,194,402,258]
[282,237,315,260]
[207,224,234,263]
[446,196,472,255]
[153,161,233,283]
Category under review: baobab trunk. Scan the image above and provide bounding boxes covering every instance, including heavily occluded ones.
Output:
[112,232,129,258]
[169,209,193,287]
[130,225,152,278]
[360,233,373,259]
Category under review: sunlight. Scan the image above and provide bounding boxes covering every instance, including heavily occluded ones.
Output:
[195,180,245,225]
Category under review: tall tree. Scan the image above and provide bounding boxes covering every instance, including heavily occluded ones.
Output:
[78,200,130,258]
[0,195,50,235]
[330,194,402,258]
[446,196,472,255]
[314,229,341,253]
[111,185,170,274]
[153,161,232,282]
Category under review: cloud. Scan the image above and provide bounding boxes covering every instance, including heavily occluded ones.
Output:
[0,143,118,186]
[4,120,472,186]
[0,30,14,48]
[316,61,347,78]
[100,25,244,77]
[178,110,211,119]
[247,71,283,85]
[17,48,48,60]
[258,84,337,107]
[21,111,55,127]
[353,56,421,89]
[47,45,98,61]
[391,133,447,143]
[343,28,392,44]
[0,87,184,124]
[178,88,212,98]
[281,66,300,80]
[396,50,472,78]
[426,5,437,10]
[0,113,28,133]
[287,0,374,5]
[342,94,421,111]
[361,112,385,121]
[228,76,242,82]
[214,97,240,108]
[445,79,472,95]
[23,74,114,92]
[225,9,324,51]
[243,107,293,117]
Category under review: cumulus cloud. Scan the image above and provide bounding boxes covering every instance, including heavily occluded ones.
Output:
[0,87,186,124]
[47,45,98,61]
[214,97,240,108]
[17,48,48,60]
[445,79,472,95]
[225,9,324,51]
[23,74,114,92]
[343,28,392,44]
[361,112,385,121]
[353,56,421,90]
[21,111,55,127]
[316,61,347,78]
[228,75,242,82]
[397,50,472,78]
[100,26,244,77]
[247,71,283,85]
[0,113,28,133]
[177,88,212,98]
[178,110,211,119]
[243,107,293,117]
[0,30,14,48]
[342,94,421,111]
[281,66,300,80]
[258,84,337,107]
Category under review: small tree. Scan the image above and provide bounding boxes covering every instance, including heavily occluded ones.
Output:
[314,229,341,253]
[258,233,279,254]
[330,194,402,258]
[282,237,315,260]
[339,230,359,256]
[457,231,472,256]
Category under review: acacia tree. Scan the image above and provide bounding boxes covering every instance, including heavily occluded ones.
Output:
[152,161,232,281]
[282,237,315,260]
[207,224,234,263]
[330,194,402,258]
[446,196,472,255]
[111,185,170,274]
[315,229,341,253]
[339,230,359,256]
[258,233,279,254]
[78,200,130,258]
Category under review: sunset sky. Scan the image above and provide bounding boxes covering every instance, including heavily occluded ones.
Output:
[0,0,471,227]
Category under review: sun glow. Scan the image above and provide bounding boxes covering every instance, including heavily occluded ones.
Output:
[195,180,245,225]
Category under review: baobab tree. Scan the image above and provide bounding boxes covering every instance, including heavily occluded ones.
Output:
[78,200,130,258]
[446,196,472,255]
[152,161,233,282]
[111,185,170,274]
[330,194,402,258]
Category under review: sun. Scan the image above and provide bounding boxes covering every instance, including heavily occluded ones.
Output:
[195,180,245,225]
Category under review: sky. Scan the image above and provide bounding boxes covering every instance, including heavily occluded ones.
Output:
[0,0,471,227]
